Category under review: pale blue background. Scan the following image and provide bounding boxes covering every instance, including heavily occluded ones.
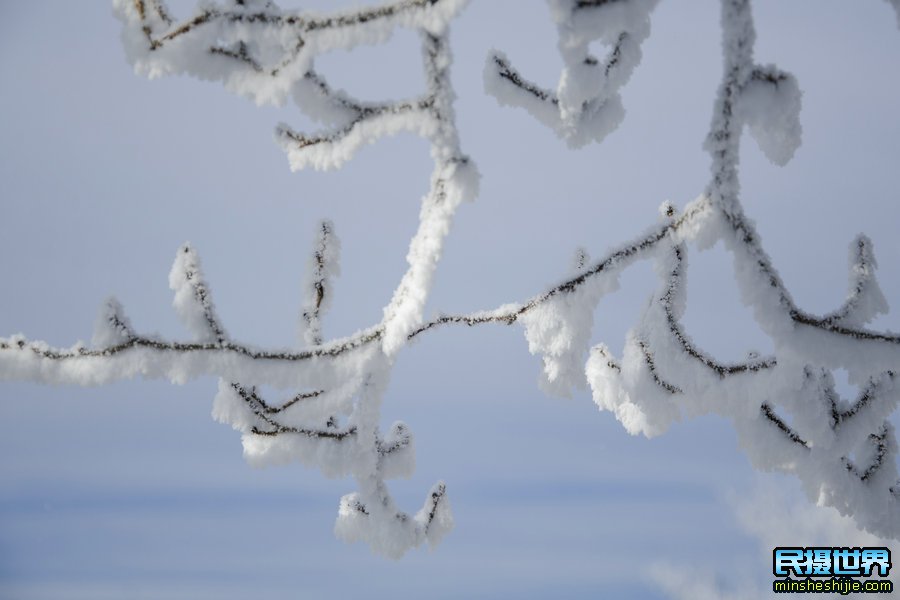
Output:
[1,1,899,598]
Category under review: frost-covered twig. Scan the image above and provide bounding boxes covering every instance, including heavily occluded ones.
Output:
[299,219,340,347]
[117,0,472,171]
[484,0,659,147]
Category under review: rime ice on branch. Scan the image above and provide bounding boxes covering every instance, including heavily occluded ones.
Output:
[484,0,659,147]
[298,219,340,348]
[1,0,899,556]
[113,0,476,557]
[523,0,897,538]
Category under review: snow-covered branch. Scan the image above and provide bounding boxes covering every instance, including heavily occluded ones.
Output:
[484,0,659,147]
[299,219,340,347]
[2,0,899,555]
[116,0,472,171]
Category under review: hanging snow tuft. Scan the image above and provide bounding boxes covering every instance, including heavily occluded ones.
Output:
[740,65,803,166]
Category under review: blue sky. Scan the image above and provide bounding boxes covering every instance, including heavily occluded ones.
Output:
[1,1,899,598]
